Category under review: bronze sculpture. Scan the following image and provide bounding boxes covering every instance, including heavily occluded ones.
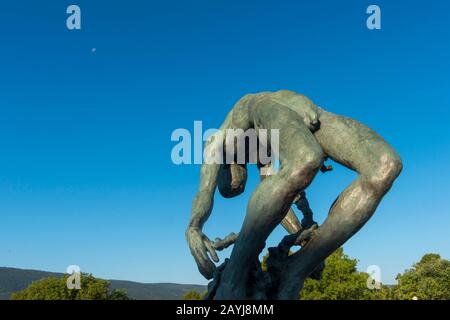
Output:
[186,90,402,299]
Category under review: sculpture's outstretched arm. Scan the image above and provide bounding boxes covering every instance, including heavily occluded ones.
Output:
[188,163,220,230]
[186,110,234,279]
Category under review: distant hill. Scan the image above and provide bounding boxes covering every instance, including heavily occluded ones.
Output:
[0,267,206,300]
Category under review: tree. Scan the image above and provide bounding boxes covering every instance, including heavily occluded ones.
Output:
[11,273,130,300]
[299,248,390,300]
[183,290,204,300]
[108,288,131,300]
[392,254,450,300]
[261,247,390,300]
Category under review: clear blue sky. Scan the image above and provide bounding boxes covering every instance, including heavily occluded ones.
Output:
[0,1,449,285]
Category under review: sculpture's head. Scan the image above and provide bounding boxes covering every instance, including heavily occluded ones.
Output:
[218,163,248,198]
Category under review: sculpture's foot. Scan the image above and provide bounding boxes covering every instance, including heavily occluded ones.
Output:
[294,223,318,246]
[295,224,326,280]
[300,218,317,231]
[293,223,325,279]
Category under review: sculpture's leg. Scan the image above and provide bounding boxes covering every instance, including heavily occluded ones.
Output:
[259,164,303,235]
[215,102,324,299]
[278,110,403,299]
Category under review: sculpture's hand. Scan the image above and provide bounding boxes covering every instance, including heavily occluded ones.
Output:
[186,227,219,279]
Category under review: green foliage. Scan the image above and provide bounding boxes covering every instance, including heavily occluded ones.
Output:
[261,254,269,272]
[262,249,450,300]
[183,290,205,300]
[299,248,389,300]
[11,273,130,300]
[108,288,131,300]
[392,254,450,300]
[261,247,389,300]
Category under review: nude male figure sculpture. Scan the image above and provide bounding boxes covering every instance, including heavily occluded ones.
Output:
[186,90,402,299]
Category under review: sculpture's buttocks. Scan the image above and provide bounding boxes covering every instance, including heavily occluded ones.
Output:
[232,90,322,132]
